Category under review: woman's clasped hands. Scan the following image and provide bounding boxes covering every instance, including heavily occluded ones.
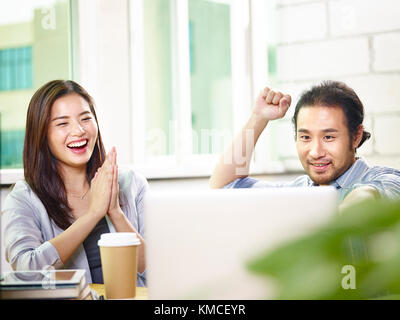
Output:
[89,146,123,221]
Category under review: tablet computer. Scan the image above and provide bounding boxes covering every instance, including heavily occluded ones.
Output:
[0,269,86,287]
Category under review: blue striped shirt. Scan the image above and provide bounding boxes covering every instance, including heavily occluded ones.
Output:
[224,158,400,203]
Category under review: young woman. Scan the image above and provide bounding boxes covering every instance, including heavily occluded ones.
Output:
[3,80,148,286]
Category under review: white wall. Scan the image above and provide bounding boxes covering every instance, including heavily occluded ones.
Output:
[77,0,132,165]
[270,0,400,169]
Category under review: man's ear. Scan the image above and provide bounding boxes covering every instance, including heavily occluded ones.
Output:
[353,124,363,149]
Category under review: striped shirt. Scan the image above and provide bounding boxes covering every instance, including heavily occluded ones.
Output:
[224,158,400,202]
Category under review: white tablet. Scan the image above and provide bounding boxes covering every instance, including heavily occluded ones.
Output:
[0,269,86,287]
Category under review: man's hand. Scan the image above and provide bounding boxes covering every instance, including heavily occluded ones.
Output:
[210,86,292,189]
[252,87,292,121]
[339,186,380,214]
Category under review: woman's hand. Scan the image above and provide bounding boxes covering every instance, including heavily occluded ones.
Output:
[88,150,115,219]
[99,147,146,273]
[107,147,124,219]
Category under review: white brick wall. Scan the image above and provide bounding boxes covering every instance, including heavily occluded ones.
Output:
[271,0,400,170]
[329,0,400,36]
[278,0,320,5]
[374,115,400,155]
[373,33,400,72]
[277,38,370,81]
[277,2,327,43]
[343,74,400,114]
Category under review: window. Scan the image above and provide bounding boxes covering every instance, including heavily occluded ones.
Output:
[1,0,285,181]
[0,46,32,168]
[189,0,233,155]
[130,0,269,178]
[0,0,74,172]
[0,46,33,91]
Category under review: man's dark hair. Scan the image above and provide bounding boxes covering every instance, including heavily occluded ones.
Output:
[292,80,371,149]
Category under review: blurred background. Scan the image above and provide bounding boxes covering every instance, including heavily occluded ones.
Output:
[1,0,400,271]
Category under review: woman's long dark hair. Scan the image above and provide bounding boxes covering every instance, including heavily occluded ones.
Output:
[23,80,106,230]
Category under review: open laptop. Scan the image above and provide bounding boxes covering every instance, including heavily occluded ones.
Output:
[144,187,338,299]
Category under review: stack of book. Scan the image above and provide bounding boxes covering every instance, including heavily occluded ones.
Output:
[0,269,94,300]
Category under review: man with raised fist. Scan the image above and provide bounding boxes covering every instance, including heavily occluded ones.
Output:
[209,80,400,208]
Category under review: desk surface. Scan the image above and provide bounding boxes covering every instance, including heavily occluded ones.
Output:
[89,284,148,300]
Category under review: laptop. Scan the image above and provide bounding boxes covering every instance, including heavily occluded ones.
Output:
[144,187,338,299]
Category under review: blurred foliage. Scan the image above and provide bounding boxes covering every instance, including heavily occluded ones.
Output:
[247,199,400,299]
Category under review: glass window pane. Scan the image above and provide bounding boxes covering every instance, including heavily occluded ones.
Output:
[0,0,72,169]
[188,0,233,155]
[143,0,175,157]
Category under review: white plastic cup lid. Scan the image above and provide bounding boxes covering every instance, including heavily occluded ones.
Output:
[98,232,141,247]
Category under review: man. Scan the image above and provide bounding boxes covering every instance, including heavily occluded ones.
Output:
[209,81,400,209]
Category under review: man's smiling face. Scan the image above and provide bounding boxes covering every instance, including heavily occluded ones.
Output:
[296,105,362,185]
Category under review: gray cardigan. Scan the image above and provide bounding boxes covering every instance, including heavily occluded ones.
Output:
[2,169,148,286]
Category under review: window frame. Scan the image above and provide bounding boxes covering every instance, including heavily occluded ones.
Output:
[129,0,274,179]
[0,0,76,184]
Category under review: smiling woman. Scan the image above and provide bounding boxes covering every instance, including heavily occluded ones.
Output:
[3,80,148,286]
[47,94,99,172]
[23,80,105,230]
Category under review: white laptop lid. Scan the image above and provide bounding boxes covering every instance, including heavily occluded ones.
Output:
[144,187,338,299]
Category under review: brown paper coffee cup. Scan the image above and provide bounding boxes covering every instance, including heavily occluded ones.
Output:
[98,233,141,299]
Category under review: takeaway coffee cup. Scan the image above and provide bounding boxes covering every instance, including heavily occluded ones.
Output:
[98,232,141,299]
